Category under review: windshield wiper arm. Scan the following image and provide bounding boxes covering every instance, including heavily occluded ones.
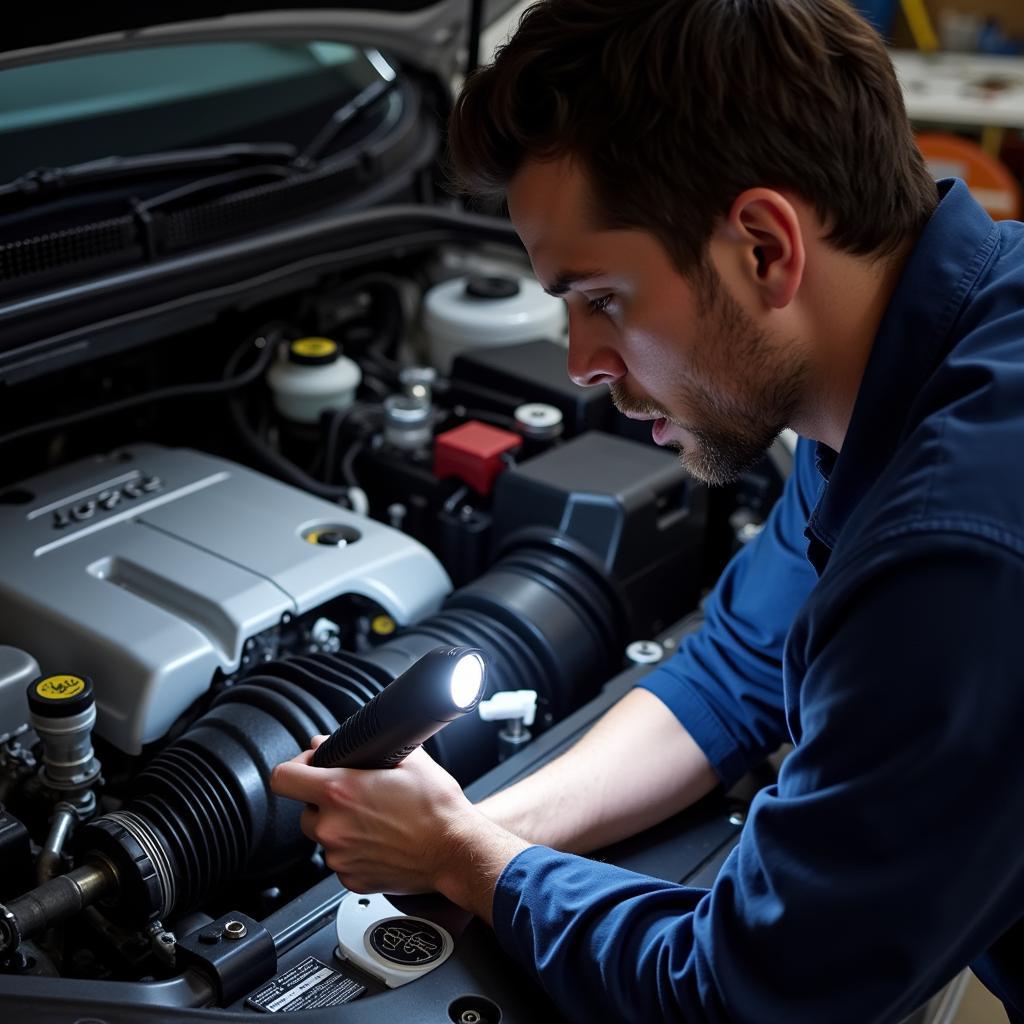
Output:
[0,143,299,203]
[0,61,399,209]
[297,77,397,167]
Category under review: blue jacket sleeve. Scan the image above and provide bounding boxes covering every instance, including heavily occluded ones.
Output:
[637,439,821,787]
[494,532,1024,1024]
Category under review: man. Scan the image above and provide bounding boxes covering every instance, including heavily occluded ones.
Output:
[270,1,1024,1020]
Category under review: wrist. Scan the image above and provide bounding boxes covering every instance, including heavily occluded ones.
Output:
[434,808,531,923]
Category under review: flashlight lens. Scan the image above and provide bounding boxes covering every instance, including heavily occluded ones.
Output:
[449,653,484,709]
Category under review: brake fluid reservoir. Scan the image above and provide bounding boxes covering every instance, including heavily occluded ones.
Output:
[267,337,362,424]
[422,274,566,373]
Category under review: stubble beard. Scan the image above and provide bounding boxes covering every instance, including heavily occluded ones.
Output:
[611,275,805,487]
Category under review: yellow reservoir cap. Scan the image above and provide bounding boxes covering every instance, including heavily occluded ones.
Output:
[36,675,86,700]
[28,674,94,719]
[289,337,338,365]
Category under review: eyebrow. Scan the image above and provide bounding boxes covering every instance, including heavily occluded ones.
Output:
[543,269,606,297]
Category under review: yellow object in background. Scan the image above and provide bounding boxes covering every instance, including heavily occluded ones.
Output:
[371,615,397,637]
[900,0,940,51]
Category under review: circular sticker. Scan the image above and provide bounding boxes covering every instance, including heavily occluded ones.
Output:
[36,675,86,700]
[366,918,445,968]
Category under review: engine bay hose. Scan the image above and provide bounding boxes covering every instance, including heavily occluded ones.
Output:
[0,534,624,946]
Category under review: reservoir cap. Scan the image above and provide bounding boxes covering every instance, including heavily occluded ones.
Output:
[28,674,94,718]
[288,338,339,367]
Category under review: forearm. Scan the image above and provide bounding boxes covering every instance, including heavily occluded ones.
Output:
[475,688,719,853]
[435,811,532,925]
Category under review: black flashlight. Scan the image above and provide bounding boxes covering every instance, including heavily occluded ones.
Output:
[311,645,487,770]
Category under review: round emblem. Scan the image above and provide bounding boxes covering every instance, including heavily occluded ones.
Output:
[36,675,86,700]
[366,918,445,967]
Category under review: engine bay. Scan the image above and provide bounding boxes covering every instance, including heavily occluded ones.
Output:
[0,239,783,1018]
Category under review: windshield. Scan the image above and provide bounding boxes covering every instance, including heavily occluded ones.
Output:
[0,40,396,181]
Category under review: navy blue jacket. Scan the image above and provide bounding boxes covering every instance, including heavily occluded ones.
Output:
[492,180,1024,1023]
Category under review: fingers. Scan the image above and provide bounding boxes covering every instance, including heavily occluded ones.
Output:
[293,735,330,766]
[271,735,339,794]
[299,804,319,843]
[270,759,342,803]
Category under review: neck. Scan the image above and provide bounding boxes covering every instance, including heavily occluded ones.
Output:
[792,240,915,452]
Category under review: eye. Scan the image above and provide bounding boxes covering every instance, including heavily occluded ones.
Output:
[586,294,614,316]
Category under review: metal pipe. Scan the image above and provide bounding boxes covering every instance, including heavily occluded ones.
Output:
[0,860,116,956]
[36,802,77,884]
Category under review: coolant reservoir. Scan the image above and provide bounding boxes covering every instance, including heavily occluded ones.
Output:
[422,274,566,373]
[267,337,362,424]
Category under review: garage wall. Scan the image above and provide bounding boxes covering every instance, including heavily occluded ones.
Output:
[929,0,1024,36]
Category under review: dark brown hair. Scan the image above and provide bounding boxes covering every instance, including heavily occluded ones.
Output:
[449,0,937,271]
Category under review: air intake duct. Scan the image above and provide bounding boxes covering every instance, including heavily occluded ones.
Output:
[56,536,624,930]
[362,534,623,782]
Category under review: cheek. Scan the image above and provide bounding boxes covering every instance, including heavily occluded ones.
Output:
[626,321,697,389]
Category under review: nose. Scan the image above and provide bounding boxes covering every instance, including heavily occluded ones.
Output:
[566,311,627,388]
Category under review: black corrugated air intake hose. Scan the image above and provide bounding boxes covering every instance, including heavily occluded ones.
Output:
[7,536,623,940]
[361,535,624,783]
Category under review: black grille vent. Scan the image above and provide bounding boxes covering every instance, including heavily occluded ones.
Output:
[160,165,367,251]
[0,217,135,283]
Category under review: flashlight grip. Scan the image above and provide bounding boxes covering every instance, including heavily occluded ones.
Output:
[309,645,485,770]
[311,690,421,769]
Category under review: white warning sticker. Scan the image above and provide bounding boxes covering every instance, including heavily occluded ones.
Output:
[246,956,365,1013]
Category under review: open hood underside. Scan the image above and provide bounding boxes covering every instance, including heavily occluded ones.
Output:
[0,2,468,80]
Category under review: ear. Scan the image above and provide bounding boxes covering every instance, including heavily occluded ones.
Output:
[725,189,805,309]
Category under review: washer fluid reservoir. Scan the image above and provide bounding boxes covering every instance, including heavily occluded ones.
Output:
[267,338,362,424]
[423,274,566,373]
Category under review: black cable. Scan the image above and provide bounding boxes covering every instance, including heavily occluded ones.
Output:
[321,403,381,485]
[224,331,359,505]
[321,273,407,376]
[0,332,279,449]
[340,439,365,490]
[359,374,392,400]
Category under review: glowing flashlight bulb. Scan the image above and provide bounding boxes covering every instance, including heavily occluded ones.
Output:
[311,645,489,770]
[450,653,485,709]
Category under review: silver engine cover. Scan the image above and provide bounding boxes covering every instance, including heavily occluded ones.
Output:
[0,445,451,752]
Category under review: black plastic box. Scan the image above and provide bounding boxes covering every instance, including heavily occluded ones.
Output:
[491,432,708,638]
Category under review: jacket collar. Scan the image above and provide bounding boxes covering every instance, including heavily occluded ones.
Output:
[805,179,999,558]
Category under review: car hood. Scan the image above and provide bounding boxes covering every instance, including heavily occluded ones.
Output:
[0,2,468,80]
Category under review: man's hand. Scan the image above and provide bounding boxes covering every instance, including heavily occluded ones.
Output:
[270,739,530,922]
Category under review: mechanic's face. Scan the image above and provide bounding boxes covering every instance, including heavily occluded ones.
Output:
[506,158,806,485]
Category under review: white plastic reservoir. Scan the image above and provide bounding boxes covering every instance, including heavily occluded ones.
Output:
[422,274,566,373]
[267,337,362,424]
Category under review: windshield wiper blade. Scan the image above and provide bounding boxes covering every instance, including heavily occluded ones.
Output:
[0,62,399,211]
[0,143,299,203]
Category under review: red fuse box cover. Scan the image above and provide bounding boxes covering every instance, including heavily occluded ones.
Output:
[434,421,522,496]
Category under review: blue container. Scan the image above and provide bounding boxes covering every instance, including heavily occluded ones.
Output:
[854,0,898,37]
